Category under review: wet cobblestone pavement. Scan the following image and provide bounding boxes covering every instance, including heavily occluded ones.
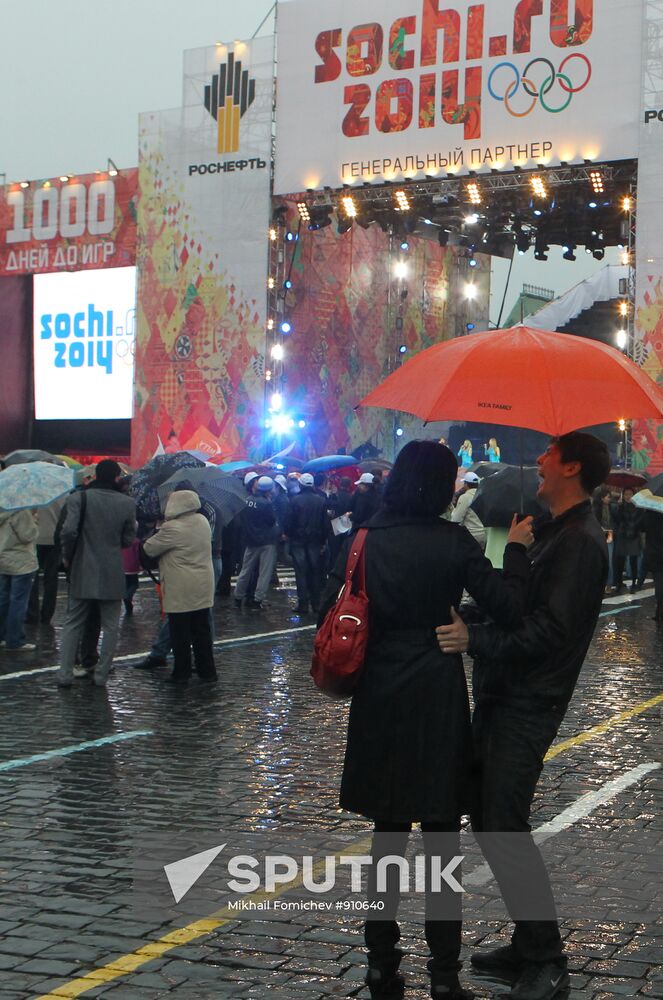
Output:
[0,572,660,999]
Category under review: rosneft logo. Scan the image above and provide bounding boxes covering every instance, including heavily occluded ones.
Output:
[204,52,256,154]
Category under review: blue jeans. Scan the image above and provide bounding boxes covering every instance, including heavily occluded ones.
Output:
[0,572,37,649]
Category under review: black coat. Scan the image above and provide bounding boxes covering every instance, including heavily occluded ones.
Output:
[285,488,329,544]
[468,500,608,711]
[349,487,380,527]
[240,496,278,547]
[611,500,643,557]
[644,511,663,572]
[319,510,529,823]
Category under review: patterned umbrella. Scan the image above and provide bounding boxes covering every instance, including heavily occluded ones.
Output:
[3,449,65,467]
[157,467,247,526]
[632,489,663,514]
[0,462,74,511]
[130,452,205,521]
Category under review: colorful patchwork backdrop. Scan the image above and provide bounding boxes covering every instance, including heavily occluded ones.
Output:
[272,208,489,459]
[132,38,274,466]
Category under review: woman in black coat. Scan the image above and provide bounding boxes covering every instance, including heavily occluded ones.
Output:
[643,510,663,620]
[319,441,533,1000]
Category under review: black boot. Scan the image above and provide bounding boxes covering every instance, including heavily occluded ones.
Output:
[428,961,474,999]
[365,967,405,999]
[654,600,663,621]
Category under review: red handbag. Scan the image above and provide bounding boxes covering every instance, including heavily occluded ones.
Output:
[311,529,369,698]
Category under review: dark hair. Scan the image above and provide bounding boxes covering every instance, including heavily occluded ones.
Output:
[551,432,611,494]
[383,440,457,517]
[339,477,352,490]
[313,472,327,488]
[95,459,122,485]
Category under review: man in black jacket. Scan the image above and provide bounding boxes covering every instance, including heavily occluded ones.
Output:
[284,472,329,614]
[233,477,278,610]
[436,431,610,1000]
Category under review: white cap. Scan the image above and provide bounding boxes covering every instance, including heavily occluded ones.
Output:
[244,471,259,486]
[274,474,288,491]
[299,473,315,487]
[257,476,274,492]
[463,471,480,485]
[355,472,375,486]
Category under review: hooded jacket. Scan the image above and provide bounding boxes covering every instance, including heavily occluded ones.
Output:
[0,510,39,575]
[143,490,214,613]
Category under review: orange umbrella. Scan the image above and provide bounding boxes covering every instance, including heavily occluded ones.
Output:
[359,326,663,436]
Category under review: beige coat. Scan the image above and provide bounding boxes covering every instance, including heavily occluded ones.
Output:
[0,510,39,575]
[143,490,214,613]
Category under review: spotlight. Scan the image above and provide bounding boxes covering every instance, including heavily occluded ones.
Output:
[296,201,311,222]
[308,205,332,230]
[298,420,306,428]
[269,228,277,241]
[438,229,450,247]
[59,175,70,183]
[618,418,627,432]
[285,231,297,241]
[394,189,410,211]
[395,427,404,437]
[616,329,628,350]
[464,213,479,226]
[623,196,633,212]
[271,413,291,434]
[589,169,604,194]
[619,301,628,317]
[19,181,29,189]
[534,238,549,261]
[280,321,292,334]
[270,392,283,411]
[271,344,284,360]
[341,195,358,218]
[394,261,408,279]
[400,240,409,251]
[267,318,274,330]
[592,248,605,260]
[337,216,353,235]
[515,231,530,254]
[267,277,275,289]
[398,344,408,354]
[283,279,292,289]
[466,322,475,331]
[464,283,477,300]
[107,158,119,177]
[562,244,577,261]
[588,200,598,209]
[466,181,482,206]
[530,176,547,199]
[468,256,478,268]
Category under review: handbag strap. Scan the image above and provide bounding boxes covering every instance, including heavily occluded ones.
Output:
[344,528,368,593]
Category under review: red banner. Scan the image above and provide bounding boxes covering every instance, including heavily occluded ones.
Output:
[0,169,138,276]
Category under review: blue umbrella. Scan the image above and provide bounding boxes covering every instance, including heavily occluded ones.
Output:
[302,455,358,473]
[0,462,74,511]
[217,460,254,473]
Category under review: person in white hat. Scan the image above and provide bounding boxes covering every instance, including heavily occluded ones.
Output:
[243,471,260,494]
[283,472,329,614]
[349,472,380,528]
[451,471,486,550]
[234,477,278,610]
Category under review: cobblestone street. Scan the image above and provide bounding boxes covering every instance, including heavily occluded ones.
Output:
[0,573,660,1000]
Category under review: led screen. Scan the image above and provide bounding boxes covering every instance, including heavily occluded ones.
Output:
[33,267,136,420]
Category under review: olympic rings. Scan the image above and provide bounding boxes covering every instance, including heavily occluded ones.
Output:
[522,58,556,97]
[558,52,592,93]
[488,55,593,117]
[504,77,537,118]
[538,73,573,113]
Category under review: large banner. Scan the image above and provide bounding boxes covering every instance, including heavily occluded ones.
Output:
[0,170,137,275]
[274,0,643,193]
[132,37,274,465]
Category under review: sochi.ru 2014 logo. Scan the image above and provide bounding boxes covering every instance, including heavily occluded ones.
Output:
[204,51,256,155]
[488,54,591,116]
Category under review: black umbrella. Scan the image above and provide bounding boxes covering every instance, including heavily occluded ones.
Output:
[465,461,509,479]
[470,466,546,528]
[646,472,663,495]
[157,467,247,526]
[130,452,205,521]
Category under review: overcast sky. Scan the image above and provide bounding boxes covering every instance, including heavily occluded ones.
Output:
[0,0,619,322]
